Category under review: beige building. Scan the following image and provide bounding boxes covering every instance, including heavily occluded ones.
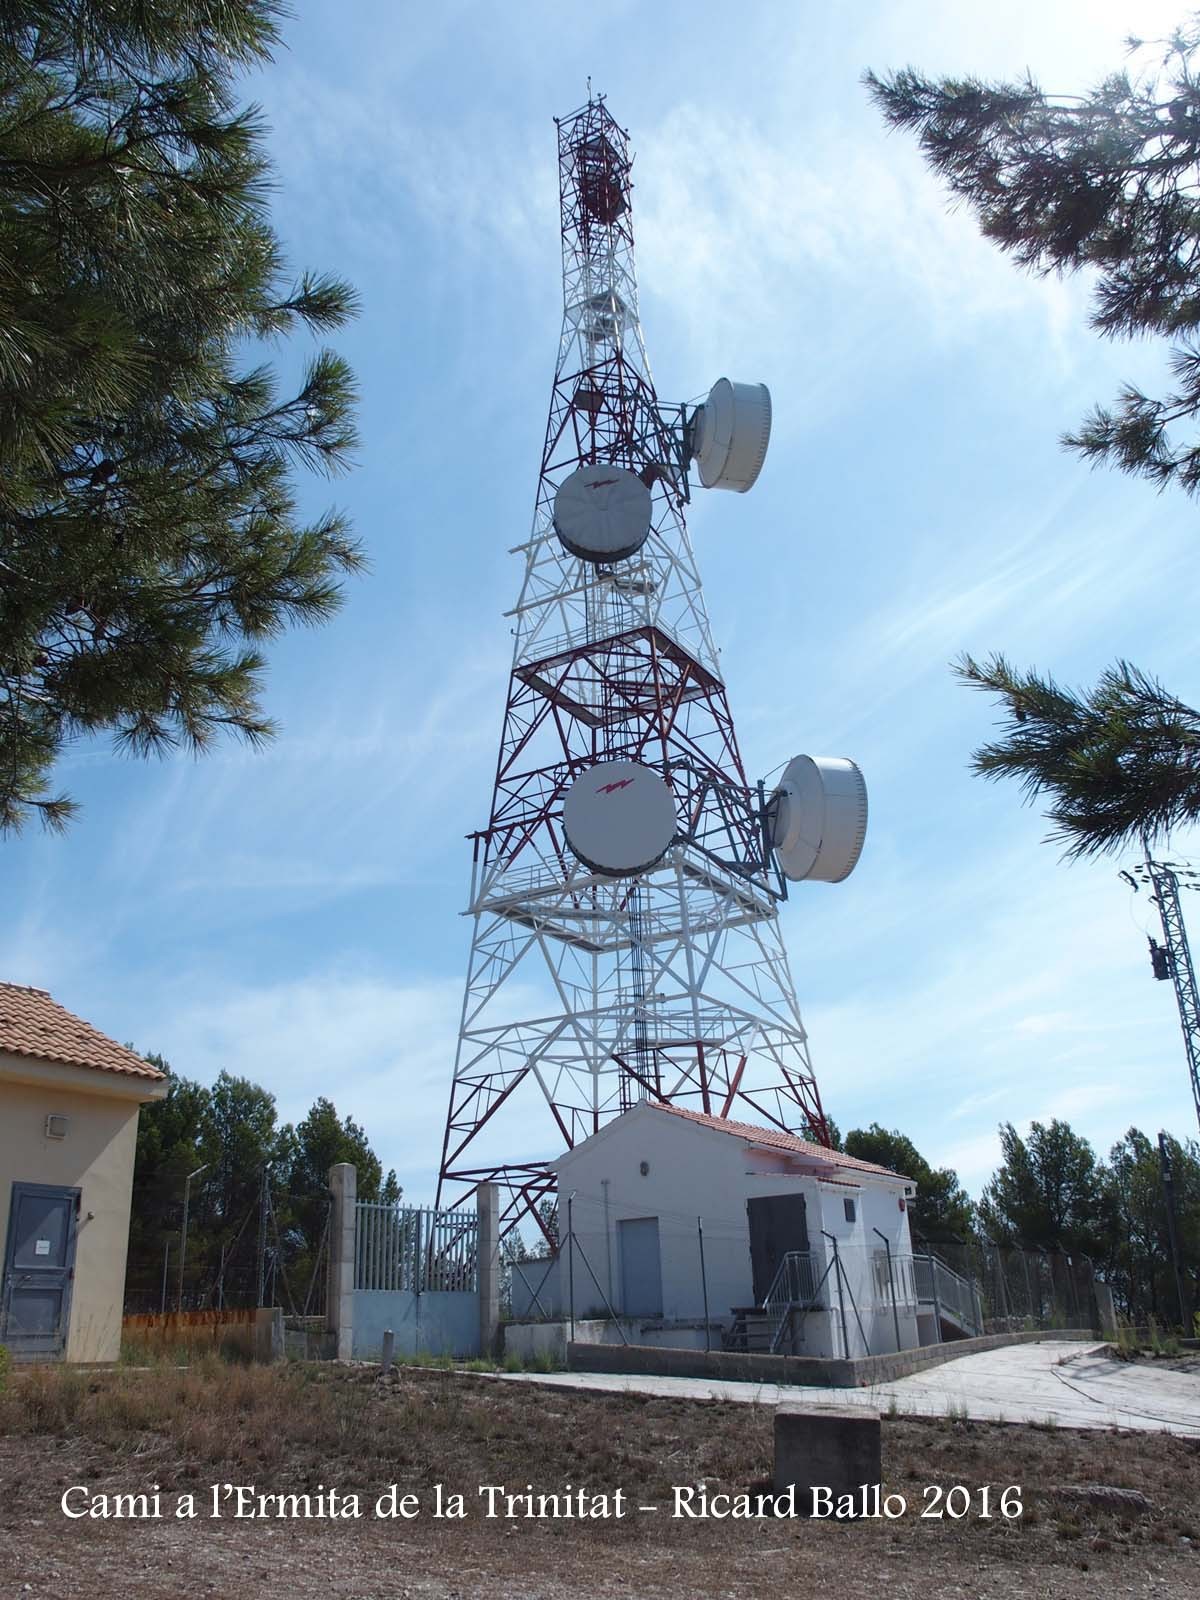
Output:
[0,983,166,1362]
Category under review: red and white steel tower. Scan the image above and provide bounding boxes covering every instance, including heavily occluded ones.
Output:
[436,98,867,1241]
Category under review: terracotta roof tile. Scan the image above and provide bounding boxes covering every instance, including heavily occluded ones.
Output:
[652,1103,913,1182]
[0,983,165,1081]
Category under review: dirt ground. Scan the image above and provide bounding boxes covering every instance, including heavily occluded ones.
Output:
[0,1359,1197,1598]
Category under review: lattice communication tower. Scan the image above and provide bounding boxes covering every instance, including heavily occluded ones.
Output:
[436,98,868,1240]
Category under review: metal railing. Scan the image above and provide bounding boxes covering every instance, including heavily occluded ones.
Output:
[914,1251,983,1336]
[760,1250,833,1353]
[872,1249,917,1306]
[762,1250,823,1318]
[355,1203,478,1293]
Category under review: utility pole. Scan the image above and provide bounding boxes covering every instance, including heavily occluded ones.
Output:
[177,1163,208,1313]
[1122,856,1200,1135]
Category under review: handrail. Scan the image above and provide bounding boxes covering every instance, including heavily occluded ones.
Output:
[914,1251,982,1335]
[761,1250,833,1355]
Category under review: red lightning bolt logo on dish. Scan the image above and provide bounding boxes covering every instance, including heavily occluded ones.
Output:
[596,778,635,794]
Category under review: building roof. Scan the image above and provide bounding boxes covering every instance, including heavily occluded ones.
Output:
[0,983,166,1082]
[652,1103,913,1183]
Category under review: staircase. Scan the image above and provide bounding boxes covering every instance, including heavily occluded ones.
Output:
[914,1252,984,1338]
[722,1252,826,1355]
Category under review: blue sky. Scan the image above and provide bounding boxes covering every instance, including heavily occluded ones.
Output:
[6,0,1200,1203]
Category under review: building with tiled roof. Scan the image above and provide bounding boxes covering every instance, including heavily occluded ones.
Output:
[0,983,167,1364]
[510,1098,925,1360]
[0,983,166,1082]
[652,1102,916,1182]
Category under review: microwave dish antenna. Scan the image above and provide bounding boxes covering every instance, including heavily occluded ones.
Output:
[691,379,772,493]
[770,755,867,883]
[553,465,653,563]
[562,760,677,877]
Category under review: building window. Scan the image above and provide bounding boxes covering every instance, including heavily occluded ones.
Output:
[843,1197,857,1223]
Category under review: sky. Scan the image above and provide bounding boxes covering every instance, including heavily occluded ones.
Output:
[6,0,1200,1207]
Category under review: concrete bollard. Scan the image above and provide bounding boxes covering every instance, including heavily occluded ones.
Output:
[380,1328,395,1376]
[773,1403,882,1518]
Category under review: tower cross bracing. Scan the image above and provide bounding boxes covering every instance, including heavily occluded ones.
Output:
[436,99,832,1241]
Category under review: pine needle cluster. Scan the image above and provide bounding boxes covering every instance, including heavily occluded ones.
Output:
[868,31,1200,859]
[0,2,361,831]
[957,654,1200,857]
[867,26,1200,497]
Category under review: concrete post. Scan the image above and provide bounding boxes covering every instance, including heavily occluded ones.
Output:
[774,1403,882,1517]
[1093,1279,1117,1338]
[327,1162,357,1361]
[477,1182,501,1358]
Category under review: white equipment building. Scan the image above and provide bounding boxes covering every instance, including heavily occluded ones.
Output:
[511,1101,940,1359]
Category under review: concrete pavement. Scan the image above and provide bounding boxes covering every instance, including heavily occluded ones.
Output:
[496,1341,1200,1434]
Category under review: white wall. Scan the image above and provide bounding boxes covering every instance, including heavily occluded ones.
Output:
[552,1104,919,1358]
[808,1178,919,1358]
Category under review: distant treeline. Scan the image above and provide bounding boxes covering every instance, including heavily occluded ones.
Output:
[127,1053,1199,1329]
[126,1054,399,1314]
[832,1120,1200,1329]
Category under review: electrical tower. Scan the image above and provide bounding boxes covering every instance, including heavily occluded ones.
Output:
[1125,857,1200,1134]
[436,98,867,1240]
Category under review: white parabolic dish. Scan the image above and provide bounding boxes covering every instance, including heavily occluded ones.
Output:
[553,464,652,563]
[771,755,867,883]
[692,378,772,493]
[562,760,677,877]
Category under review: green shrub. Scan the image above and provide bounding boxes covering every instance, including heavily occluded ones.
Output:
[0,1344,10,1394]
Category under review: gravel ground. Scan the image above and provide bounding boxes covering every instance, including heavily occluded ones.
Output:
[0,1360,1197,1598]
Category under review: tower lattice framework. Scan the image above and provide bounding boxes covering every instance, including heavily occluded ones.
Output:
[437,99,831,1241]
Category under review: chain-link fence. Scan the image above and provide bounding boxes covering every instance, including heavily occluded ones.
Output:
[123,1180,330,1318]
[506,1225,1102,1361]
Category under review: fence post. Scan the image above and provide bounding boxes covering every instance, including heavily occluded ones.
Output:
[873,1228,901,1353]
[992,1242,1010,1328]
[1020,1248,1035,1324]
[924,1243,943,1342]
[327,1162,357,1361]
[697,1217,711,1353]
[477,1183,501,1358]
[567,1192,576,1344]
[822,1231,849,1359]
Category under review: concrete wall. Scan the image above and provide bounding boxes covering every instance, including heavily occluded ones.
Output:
[0,1058,157,1363]
[567,1325,1099,1389]
[505,1317,714,1366]
[511,1255,561,1319]
[553,1104,918,1358]
[352,1290,480,1360]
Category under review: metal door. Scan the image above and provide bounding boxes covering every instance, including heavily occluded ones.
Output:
[618,1216,662,1317]
[748,1192,808,1304]
[2,1183,79,1360]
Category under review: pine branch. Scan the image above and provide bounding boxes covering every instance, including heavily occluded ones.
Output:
[0,0,360,832]
[956,653,1200,857]
[866,29,1200,500]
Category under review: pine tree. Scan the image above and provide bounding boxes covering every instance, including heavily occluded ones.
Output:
[0,1,360,832]
[843,1124,975,1242]
[977,1120,1113,1257]
[868,29,1200,857]
[1105,1127,1200,1323]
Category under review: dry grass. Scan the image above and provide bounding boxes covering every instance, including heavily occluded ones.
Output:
[1,1358,1198,1598]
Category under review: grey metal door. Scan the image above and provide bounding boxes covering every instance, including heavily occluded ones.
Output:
[748,1193,808,1304]
[2,1183,79,1360]
[618,1216,662,1316]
